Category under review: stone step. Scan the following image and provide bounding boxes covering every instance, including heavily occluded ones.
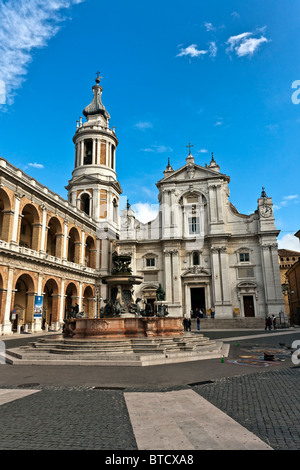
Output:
[193,317,265,329]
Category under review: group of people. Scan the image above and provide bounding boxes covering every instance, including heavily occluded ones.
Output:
[265,315,277,330]
[183,306,216,332]
[192,307,206,318]
[183,317,191,331]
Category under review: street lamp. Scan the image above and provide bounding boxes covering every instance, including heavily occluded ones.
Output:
[94,286,103,318]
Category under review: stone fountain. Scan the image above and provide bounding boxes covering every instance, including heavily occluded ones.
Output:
[63,253,184,339]
[4,256,229,366]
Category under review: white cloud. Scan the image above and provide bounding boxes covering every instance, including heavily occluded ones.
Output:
[28,162,44,168]
[231,12,240,19]
[278,234,300,252]
[227,32,252,51]
[214,119,223,126]
[236,36,269,57]
[0,0,84,107]
[176,44,208,58]
[198,148,208,153]
[226,29,269,57]
[134,121,153,130]
[209,41,217,58]
[140,145,172,153]
[274,194,299,210]
[204,22,215,32]
[131,202,159,224]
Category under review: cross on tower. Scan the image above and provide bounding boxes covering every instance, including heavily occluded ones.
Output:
[186,142,193,154]
[95,71,103,84]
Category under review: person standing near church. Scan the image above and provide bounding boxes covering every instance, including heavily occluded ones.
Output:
[211,306,215,319]
[196,315,200,331]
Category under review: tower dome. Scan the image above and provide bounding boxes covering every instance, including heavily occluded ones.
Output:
[66,74,122,237]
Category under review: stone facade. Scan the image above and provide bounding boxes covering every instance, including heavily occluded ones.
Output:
[278,248,300,316]
[0,76,287,334]
[0,77,118,335]
[118,155,286,321]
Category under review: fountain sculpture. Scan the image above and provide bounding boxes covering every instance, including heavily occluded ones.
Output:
[63,253,183,338]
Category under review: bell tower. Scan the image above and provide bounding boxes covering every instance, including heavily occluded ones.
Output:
[66,73,122,238]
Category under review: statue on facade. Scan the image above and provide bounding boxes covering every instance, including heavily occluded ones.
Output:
[156,284,165,301]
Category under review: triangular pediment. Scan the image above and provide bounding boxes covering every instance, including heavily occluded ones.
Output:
[65,175,122,193]
[157,163,229,186]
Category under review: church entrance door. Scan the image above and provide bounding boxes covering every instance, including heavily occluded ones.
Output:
[190,287,205,317]
[243,295,255,317]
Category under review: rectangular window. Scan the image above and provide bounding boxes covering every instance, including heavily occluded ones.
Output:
[146,258,155,267]
[188,217,200,235]
[239,253,250,262]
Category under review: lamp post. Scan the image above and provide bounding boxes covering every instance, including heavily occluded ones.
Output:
[94,286,103,318]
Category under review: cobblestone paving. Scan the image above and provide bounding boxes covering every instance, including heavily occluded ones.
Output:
[0,388,137,450]
[193,367,300,450]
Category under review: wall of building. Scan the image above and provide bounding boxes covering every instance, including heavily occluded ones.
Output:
[0,158,104,335]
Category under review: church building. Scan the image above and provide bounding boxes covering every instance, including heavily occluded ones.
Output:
[0,76,286,335]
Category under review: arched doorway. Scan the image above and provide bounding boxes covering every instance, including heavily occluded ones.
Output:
[83,285,94,318]
[43,279,59,329]
[65,282,78,319]
[13,273,35,330]
[19,204,40,250]
[0,188,12,242]
[46,217,63,258]
[67,227,81,264]
[85,236,96,268]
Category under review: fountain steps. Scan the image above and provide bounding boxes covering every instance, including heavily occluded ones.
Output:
[3,334,229,366]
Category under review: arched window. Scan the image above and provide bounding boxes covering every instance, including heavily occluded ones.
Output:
[80,193,90,216]
[19,204,40,250]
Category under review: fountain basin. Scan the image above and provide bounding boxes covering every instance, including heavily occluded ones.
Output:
[63,316,183,339]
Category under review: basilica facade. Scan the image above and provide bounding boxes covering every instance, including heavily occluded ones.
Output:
[0,77,286,335]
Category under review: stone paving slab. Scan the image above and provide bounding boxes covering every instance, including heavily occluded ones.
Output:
[125,389,272,450]
[0,388,40,406]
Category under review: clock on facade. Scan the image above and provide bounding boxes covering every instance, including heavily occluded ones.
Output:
[259,205,272,218]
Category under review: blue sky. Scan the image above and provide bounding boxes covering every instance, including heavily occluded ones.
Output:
[0,0,299,250]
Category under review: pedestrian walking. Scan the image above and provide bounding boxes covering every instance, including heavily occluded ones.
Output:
[265,316,272,330]
[196,316,200,331]
[272,315,277,330]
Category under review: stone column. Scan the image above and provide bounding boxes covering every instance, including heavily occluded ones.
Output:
[96,238,101,269]
[10,194,21,245]
[164,250,172,303]
[62,220,68,260]
[59,279,65,323]
[211,247,222,306]
[162,191,171,239]
[208,185,217,224]
[80,141,84,166]
[219,246,231,304]
[92,139,96,165]
[216,184,224,222]
[80,231,85,265]
[2,267,14,335]
[172,250,180,304]
[261,245,275,304]
[39,204,47,253]
[78,283,83,312]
